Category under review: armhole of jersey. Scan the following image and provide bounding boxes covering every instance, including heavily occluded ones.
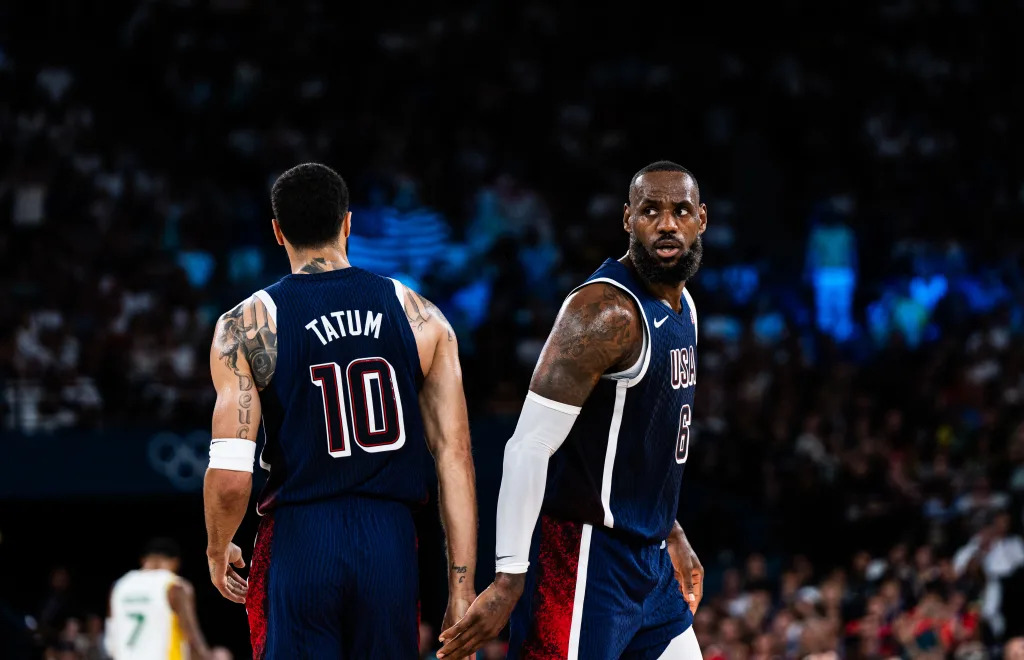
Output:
[390,278,426,387]
[390,277,405,303]
[682,287,698,344]
[253,289,277,325]
[568,277,651,386]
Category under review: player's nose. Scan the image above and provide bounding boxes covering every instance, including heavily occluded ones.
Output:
[653,211,682,233]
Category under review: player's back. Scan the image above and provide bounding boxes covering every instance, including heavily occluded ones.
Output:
[254,266,429,513]
[107,569,186,660]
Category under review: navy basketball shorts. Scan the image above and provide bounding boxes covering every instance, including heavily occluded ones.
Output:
[508,514,700,660]
[246,497,419,659]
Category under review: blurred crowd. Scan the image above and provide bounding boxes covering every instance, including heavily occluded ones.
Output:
[3,0,1024,657]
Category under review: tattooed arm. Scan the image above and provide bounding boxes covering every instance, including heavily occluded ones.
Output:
[528,282,642,404]
[401,285,479,638]
[437,283,642,659]
[203,296,277,603]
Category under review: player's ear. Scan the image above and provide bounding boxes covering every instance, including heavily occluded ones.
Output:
[698,203,708,235]
[271,219,286,246]
[623,204,631,233]
[341,211,352,239]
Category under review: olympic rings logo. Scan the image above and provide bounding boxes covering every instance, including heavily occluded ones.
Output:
[147,431,210,491]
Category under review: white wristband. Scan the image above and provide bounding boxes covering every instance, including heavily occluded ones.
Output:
[209,438,256,473]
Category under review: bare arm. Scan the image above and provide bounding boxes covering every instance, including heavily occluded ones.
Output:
[404,286,478,627]
[203,296,276,602]
[168,580,212,660]
[528,282,643,404]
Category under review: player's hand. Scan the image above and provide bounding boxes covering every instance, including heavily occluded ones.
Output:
[207,542,248,604]
[437,573,524,659]
[440,590,476,658]
[667,529,704,615]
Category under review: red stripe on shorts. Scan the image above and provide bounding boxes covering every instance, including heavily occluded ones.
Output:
[247,515,275,660]
[520,515,584,659]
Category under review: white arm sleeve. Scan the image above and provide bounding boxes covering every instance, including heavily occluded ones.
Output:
[494,391,581,574]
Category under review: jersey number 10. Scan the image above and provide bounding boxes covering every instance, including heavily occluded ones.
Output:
[310,358,406,457]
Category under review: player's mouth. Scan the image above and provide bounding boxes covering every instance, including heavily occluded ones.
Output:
[653,241,683,259]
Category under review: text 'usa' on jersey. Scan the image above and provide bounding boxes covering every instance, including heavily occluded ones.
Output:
[253,267,430,514]
[543,259,698,542]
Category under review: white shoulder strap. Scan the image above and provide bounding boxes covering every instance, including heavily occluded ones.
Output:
[253,290,277,325]
[682,288,698,344]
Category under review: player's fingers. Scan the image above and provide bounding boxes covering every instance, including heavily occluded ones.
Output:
[232,555,246,569]
[438,612,472,643]
[226,567,248,585]
[437,617,480,657]
[227,572,248,592]
[437,629,478,659]
[218,581,245,604]
[680,564,694,594]
[227,572,248,593]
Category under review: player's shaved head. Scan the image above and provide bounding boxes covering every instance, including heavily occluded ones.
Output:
[628,161,699,205]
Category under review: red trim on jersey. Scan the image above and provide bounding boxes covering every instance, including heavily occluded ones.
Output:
[520,515,584,659]
[247,515,275,660]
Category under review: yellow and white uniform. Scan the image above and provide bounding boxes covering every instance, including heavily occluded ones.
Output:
[106,569,188,660]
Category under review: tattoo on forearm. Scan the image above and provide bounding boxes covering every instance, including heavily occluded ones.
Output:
[531,284,641,404]
[404,289,455,341]
[451,564,468,584]
[215,298,278,438]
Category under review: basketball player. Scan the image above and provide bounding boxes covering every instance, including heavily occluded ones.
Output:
[439,161,707,659]
[203,163,478,658]
[106,538,211,660]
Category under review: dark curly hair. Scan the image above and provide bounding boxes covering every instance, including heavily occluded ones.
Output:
[271,163,350,249]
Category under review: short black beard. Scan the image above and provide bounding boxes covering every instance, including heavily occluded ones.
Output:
[629,234,704,286]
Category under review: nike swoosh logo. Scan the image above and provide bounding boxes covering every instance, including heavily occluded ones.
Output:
[211,440,226,445]
[654,316,669,328]
[496,555,514,561]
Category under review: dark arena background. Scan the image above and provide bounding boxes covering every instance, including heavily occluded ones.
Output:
[2,1,1024,658]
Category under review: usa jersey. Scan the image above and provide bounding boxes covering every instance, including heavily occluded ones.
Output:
[252,267,429,513]
[542,259,698,542]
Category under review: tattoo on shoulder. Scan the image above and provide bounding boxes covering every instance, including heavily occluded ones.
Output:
[403,289,454,341]
[214,297,278,439]
[531,284,641,402]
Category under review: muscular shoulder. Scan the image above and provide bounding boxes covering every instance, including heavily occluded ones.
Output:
[212,295,278,390]
[562,282,641,342]
[396,282,456,376]
[399,283,454,340]
[530,282,643,403]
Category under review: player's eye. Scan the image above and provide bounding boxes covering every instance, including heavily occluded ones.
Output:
[644,206,659,216]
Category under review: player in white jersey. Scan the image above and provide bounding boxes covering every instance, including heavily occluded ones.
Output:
[106,538,212,660]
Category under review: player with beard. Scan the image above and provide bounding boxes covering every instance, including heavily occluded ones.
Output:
[439,161,706,659]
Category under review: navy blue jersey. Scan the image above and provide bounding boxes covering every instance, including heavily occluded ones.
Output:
[252,267,429,514]
[542,259,698,542]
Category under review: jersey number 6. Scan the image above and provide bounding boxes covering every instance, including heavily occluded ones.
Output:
[675,404,692,464]
[310,358,406,457]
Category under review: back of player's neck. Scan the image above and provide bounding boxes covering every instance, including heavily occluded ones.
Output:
[291,249,351,275]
